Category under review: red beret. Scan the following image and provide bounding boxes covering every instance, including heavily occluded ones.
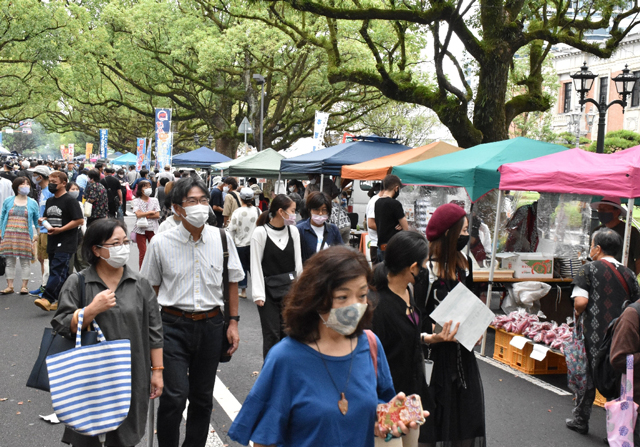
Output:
[426,203,467,242]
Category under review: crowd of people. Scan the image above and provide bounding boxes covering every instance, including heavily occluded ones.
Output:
[4,155,638,447]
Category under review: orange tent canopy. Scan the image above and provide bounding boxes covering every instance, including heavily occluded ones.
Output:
[341,140,461,181]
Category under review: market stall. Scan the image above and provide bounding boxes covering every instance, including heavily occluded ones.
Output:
[340,140,461,181]
[211,152,257,175]
[111,153,137,166]
[228,148,302,179]
[172,146,231,168]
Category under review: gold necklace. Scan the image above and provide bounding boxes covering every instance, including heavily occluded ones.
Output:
[314,338,354,415]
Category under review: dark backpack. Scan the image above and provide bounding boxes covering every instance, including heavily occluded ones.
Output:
[593,301,640,399]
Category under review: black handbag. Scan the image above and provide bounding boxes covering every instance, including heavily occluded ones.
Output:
[219,228,233,363]
[26,273,98,391]
[0,256,6,277]
[264,271,296,302]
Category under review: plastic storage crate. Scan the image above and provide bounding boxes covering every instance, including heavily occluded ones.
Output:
[493,328,514,365]
[509,342,568,375]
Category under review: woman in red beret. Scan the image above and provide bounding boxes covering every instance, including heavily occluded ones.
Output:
[415,203,486,447]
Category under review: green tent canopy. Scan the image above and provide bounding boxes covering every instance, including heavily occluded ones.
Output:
[211,152,257,173]
[221,148,303,179]
[391,137,569,202]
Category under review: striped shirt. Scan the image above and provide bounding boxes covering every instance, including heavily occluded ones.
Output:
[141,224,244,312]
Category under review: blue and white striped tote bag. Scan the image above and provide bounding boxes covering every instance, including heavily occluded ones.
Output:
[46,308,132,436]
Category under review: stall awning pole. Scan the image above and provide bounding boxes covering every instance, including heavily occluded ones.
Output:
[622,197,635,267]
[466,203,474,259]
[480,190,504,356]
[277,172,282,194]
[320,174,324,193]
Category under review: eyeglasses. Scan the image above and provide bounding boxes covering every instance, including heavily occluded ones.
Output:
[99,241,131,248]
[182,198,210,206]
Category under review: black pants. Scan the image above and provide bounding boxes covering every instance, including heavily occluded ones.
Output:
[257,297,285,359]
[157,311,224,447]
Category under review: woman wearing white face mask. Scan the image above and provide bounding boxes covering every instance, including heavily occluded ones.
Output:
[66,182,90,273]
[228,187,261,298]
[132,179,160,268]
[296,191,343,263]
[250,194,303,359]
[0,177,39,294]
[230,246,427,446]
[52,219,164,447]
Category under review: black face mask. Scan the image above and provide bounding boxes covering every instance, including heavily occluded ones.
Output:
[456,235,470,252]
[48,183,58,194]
[392,188,400,200]
[412,266,429,285]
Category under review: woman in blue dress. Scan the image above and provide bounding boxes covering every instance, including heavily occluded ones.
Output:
[229,246,426,446]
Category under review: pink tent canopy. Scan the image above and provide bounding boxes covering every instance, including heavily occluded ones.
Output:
[498,146,640,197]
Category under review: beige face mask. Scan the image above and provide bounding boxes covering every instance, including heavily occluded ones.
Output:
[319,303,368,336]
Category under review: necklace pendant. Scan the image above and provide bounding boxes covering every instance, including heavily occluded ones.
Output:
[338,392,348,415]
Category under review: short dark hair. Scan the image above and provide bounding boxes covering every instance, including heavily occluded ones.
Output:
[248,177,257,185]
[50,171,68,184]
[129,165,135,170]
[171,177,210,206]
[257,193,294,226]
[136,180,151,197]
[382,174,402,191]
[95,162,103,170]
[283,246,373,343]
[66,181,79,192]
[305,191,332,217]
[12,176,30,195]
[82,218,128,265]
[117,169,124,176]
[225,177,238,190]
[159,177,169,187]
[105,168,115,174]
[593,228,623,258]
[140,169,149,178]
[88,169,101,182]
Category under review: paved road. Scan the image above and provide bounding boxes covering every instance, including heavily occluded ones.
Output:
[0,215,609,446]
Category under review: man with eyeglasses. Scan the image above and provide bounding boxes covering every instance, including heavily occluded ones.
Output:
[33,171,84,312]
[141,177,244,447]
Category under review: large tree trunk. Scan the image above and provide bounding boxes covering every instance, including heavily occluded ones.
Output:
[473,53,511,144]
[215,136,239,159]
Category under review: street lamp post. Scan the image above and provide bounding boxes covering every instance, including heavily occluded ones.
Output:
[207,135,214,147]
[566,107,598,148]
[252,74,265,152]
[193,133,200,146]
[570,63,639,153]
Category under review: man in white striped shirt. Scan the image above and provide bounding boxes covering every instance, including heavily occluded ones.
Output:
[141,177,244,447]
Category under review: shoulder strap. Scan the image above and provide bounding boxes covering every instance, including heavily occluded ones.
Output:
[232,191,241,207]
[364,329,378,379]
[218,228,230,321]
[601,259,631,296]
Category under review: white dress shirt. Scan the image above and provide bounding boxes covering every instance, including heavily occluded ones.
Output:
[250,224,303,303]
[0,177,14,206]
[366,194,380,247]
[141,224,244,312]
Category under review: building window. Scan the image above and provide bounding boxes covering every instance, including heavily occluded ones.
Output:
[599,77,608,104]
[632,71,640,107]
[563,83,572,113]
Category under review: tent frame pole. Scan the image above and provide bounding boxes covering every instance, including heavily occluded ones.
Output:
[622,198,635,267]
[480,190,504,356]
[320,174,324,193]
[277,172,282,194]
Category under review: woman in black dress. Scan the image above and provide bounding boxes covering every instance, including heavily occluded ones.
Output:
[370,231,458,446]
[415,203,486,447]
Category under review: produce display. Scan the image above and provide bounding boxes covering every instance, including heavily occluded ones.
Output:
[492,311,573,352]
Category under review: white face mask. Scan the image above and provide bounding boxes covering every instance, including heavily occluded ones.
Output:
[182,204,209,228]
[18,186,30,196]
[319,303,368,336]
[143,188,152,197]
[100,244,130,268]
[288,186,295,193]
[68,190,79,199]
[223,186,229,193]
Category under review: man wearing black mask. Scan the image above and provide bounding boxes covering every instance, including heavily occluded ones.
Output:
[592,197,640,275]
[374,174,409,262]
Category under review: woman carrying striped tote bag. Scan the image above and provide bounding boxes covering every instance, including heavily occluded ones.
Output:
[46,308,132,443]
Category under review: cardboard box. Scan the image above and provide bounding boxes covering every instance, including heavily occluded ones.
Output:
[496,253,554,279]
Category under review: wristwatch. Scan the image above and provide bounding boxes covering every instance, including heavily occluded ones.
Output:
[229,316,240,322]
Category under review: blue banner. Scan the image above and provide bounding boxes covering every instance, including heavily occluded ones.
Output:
[155,108,172,169]
[99,129,108,159]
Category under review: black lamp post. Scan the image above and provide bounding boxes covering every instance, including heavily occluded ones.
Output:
[252,74,265,152]
[571,63,639,153]
[193,133,200,146]
[207,135,214,147]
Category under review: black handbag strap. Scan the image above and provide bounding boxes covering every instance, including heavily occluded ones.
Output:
[218,228,230,323]
[601,259,631,296]
[77,272,86,307]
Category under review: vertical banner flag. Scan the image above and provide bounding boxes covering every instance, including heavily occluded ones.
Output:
[155,108,172,169]
[67,144,75,162]
[99,129,108,159]
[312,111,330,151]
[0,132,3,148]
[136,138,146,171]
[60,145,66,159]
[86,143,93,160]
[144,138,152,170]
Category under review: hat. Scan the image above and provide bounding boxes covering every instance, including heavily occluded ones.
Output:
[426,203,467,242]
[211,175,222,186]
[239,187,254,201]
[33,166,51,177]
[590,197,625,212]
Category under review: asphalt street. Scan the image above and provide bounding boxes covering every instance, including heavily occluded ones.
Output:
[0,215,609,447]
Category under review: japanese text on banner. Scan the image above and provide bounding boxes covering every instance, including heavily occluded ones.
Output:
[85,143,93,160]
[312,111,330,152]
[99,129,108,159]
[155,108,172,169]
[136,138,146,171]
[67,144,74,162]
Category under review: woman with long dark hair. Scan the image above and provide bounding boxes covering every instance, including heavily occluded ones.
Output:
[250,194,303,358]
[415,203,486,447]
[131,179,160,268]
[229,246,424,446]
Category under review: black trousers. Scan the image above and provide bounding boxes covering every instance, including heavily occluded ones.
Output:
[257,297,285,359]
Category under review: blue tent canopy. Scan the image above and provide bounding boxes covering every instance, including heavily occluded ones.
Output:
[279,135,409,176]
[111,153,137,166]
[172,147,231,168]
